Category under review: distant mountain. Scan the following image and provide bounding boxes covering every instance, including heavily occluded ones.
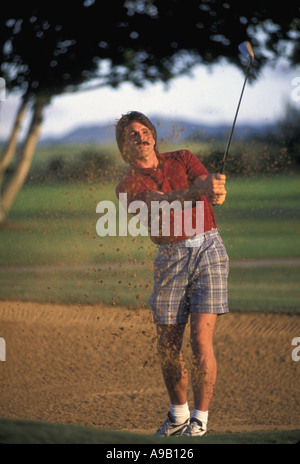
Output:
[40,123,115,145]
[39,115,277,146]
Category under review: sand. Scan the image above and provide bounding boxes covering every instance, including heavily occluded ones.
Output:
[0,300,299,435]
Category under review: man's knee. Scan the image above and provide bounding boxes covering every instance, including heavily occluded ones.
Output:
[156,323,186,367]
[190,314,216,350]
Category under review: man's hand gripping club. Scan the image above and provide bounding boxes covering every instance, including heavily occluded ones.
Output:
[193,174,226,206]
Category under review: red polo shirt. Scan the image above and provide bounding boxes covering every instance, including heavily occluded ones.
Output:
[116,150,217,244]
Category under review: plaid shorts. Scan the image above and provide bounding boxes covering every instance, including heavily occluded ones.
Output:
[149,229,229,325]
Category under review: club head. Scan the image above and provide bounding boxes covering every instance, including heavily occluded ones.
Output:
[238,41,254,60]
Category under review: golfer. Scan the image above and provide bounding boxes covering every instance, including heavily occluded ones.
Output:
[115,111,229,437]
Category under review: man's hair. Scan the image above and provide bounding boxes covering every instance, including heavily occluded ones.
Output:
[115,111,158,163]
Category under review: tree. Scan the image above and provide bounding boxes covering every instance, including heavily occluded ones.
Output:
[0,0,299,223]
[0,1,135,222]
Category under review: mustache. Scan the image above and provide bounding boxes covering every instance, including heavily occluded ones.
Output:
[137,141,150,146]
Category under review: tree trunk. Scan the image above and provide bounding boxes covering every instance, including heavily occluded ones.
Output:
[0,95,29,189]
[0,97,47,224]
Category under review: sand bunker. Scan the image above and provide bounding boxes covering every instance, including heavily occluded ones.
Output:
[0,301,299,434]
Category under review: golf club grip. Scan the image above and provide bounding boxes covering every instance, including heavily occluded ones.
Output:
[219,161,225,174]
[220,146,229,174]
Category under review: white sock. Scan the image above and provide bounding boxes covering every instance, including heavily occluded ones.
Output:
[170,403,190,424]
[192,409,208,429]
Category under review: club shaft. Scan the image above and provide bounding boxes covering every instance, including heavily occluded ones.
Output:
[220,60,252,174]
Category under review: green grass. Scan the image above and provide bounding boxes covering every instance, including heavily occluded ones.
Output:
[0,175,299,312]
[1,174,299,266]
[216,175,300,259]
[229,265,300,313]
[0,418,299,444]
[0,265,299,313]
[0,266,153,307]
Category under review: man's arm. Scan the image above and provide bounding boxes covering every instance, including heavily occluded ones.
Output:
[145,174,226,207]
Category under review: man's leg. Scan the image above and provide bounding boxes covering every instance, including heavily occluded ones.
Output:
[190,313,217,412]
[179,313,217,437]
[156,323,188,405]
[155,323,192,435]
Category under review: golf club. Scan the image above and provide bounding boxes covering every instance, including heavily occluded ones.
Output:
[220,41,254,174]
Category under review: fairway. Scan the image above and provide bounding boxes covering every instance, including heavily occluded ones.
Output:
[0,175,299,311]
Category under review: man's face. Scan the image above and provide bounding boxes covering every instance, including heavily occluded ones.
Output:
[124,121,156,163]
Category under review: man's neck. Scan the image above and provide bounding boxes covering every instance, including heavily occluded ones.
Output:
[133,152,159,169]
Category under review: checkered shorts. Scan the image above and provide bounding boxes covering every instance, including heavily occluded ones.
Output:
[149,229,229,325]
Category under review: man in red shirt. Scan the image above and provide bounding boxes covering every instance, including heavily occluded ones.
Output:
[115,111,229,437]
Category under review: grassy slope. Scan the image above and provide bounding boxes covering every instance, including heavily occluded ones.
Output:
[0,418,299,444]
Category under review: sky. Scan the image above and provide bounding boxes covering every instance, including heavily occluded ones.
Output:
[0,57,299,141]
